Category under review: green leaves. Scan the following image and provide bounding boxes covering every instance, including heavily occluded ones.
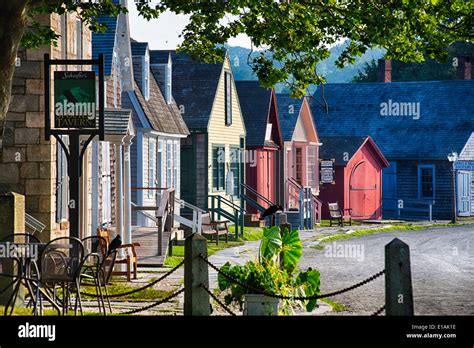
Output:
[259,226,282,264]
[280,228,303,273]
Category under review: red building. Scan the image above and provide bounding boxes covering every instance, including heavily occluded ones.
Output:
[318,136,389,220]
[236,81,283,215]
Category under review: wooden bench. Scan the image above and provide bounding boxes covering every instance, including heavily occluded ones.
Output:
[201,213,229,245]
[328,202,352,227]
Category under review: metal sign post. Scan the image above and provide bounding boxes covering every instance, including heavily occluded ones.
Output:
[44,53,104,239]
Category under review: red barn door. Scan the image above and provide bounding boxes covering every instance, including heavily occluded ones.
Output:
[349,161,377,219]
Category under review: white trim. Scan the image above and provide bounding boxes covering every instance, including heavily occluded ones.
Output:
[127,91,150,128]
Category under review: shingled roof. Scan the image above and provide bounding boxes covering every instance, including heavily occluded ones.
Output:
[276,94,305,141]
[92,16,117,76]
[310,80,474,160]
[236,81,274,147]
[122,56,189,135]
[150,50,223,130]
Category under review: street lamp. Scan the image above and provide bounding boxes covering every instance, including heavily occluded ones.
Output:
[447,152,458,223]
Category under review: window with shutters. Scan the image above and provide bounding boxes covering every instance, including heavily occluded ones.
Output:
[230,147,240,196]
[148,140,155,198]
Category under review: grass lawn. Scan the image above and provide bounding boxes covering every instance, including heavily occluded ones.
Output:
[310,222,462,247]
[164,226,263,267]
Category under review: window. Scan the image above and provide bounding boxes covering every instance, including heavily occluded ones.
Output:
[307,146,317,191]
[76,19,82,59]
[113,53,118,108]
[295,147,303,184]
[158,140,163,187]
[60,14,67,59]
[230,147,240,196]
[143,54,150,100]
[55,136,68,222]
[148,140,155,198]
[224,71,232,126]
[212,146,225,191]
[418,165,435,199]
[167,142,172,188]
[173,142,178,190]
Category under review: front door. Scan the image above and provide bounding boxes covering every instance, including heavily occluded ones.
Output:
[349,161,377,219]
[382,162,397,218]
[457,171,471,216]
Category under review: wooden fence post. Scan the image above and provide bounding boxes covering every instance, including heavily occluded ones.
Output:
[184,233,210,316]
[0,192,25,307]
[385,238,414,316]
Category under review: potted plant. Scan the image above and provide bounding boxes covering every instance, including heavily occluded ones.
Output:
[217,226,320,315]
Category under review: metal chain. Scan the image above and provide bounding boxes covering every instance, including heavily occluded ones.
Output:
[81,260,184,298]
[201,284,237,316]
[200,254,385,301]
[119,287,184,315]
[371,305,386,316]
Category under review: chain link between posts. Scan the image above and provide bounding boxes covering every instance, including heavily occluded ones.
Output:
[200,254,385,301]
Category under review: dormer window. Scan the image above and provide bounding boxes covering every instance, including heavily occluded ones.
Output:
[224,71,232,126]
[143,52,150,100]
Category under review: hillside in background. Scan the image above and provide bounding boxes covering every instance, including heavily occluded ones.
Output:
[227,41,385,90]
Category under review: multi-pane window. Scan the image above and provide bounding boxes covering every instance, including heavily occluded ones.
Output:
[212,146,225,190]
[229,147,240,196]
[295,147,303,184]
[173,142,178,190]
[148,140,155,198]
[158,140,163,187]
[419,165,435,199]
[167,142,172,188]
[76,19,82,59]
[224,71,232,126]
[307,146,317,190]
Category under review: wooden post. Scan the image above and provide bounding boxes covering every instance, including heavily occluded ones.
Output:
[184,233,210,316]
[0,192,25,307]
[279,213,292,270]
[385,238,414,316]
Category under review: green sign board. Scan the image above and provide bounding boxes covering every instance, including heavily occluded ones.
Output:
[54,71,96,128]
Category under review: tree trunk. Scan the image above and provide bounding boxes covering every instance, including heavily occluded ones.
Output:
[0,0,29,145]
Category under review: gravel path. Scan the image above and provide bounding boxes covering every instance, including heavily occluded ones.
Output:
[299,225,474,315]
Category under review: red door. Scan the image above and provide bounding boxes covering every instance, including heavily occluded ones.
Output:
[349,161,377,219]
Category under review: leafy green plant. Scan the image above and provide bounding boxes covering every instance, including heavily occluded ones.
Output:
[218,226,320,314]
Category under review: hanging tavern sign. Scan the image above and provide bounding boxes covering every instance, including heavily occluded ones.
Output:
[54,71,97,128]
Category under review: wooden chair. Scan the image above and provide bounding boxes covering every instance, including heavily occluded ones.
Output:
[328,202,352,227]
[97,228,140,281]
[201,213,229,245]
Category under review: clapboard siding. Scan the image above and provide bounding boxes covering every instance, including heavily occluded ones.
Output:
[396,160,452,220]
[459,133,474,160]
[207,57,246,211]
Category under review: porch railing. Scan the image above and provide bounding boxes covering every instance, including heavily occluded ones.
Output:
[209,195,246,239]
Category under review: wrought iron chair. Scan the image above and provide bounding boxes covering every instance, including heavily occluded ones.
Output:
[80,236,117,314]
[0,233,43,315]
[39,237,84,315]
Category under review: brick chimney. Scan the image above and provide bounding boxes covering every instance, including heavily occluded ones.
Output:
[378,59,392,82]
[457,56,471,80]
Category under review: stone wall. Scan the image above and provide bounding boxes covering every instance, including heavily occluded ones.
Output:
[0,12,92,241]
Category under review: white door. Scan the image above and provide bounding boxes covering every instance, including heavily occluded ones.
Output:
[457,171,471,216]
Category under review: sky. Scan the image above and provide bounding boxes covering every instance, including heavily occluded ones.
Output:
[127,2,252,49]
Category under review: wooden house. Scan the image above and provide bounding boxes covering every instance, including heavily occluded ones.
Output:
[276,94,320,210]
[150,51,246,213]
[235,81,282,215]
[318,136,389,220]
[310,62,474,220]
[122,42,189,226]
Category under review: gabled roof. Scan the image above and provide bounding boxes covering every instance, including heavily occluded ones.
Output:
[150,50,170,65]
[123,60,189,135]
[104,109,134,137]
[276,94,305,141]
[92,16,118,76]
[150,50,223,130]
[310,80,474,160]
[319,136,388,167]
[236,81,274,147]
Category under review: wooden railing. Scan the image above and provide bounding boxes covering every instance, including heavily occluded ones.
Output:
[175,197,205,234]
[209,195,246,239]
[156,188,175,255]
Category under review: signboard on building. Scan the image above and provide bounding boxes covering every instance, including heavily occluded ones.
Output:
[54,71,96,128]
[320,159,335,184]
